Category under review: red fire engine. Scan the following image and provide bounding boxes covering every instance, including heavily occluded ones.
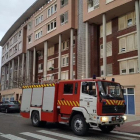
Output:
[20,77,126,136]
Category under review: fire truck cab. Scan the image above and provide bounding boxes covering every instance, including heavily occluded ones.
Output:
[20,78,126,136]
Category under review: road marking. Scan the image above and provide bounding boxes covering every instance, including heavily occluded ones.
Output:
[102,134,137,140]
[91,128,140,138]
[112,131,140,138]
[38,130,87,140]
[0,133,3,135]
[0,134,26,140]
[133,123,140,126]
[20,132,57,140]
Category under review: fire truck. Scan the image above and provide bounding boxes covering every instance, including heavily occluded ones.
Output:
[20,77,126,136]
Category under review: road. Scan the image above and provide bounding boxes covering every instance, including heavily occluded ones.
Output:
[0,112,140,140]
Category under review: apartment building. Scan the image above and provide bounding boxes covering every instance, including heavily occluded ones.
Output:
[0,0,140,115]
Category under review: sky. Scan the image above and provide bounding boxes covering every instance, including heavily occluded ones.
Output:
[0,0,36,75]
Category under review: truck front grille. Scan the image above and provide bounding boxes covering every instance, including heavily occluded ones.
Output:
[102,105,125,114]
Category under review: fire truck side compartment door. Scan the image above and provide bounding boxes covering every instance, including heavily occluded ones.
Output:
[31,88,43,107]
[42,87,55,112]
[21,88,32,112]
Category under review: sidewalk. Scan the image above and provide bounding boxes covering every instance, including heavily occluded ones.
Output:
[114,115,140,134]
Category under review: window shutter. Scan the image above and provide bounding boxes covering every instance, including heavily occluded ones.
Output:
[127,34,134,51]
[100,44,103,58]
[65,71,68,80]
[100,25,103,38]
[128,60,134,69]
[107,42,112,56]
[134,33,138,49]
[133,11,136,25]
[119,16,126,30]
[101,65,103,76]
[120,61,127,74]
[136,59,138,73]
[107,22,112,35]
[52,46,54,55]
[61,72,64,80]
[128,60,135,73]
[107,64,112,75]
[119,37,126,52]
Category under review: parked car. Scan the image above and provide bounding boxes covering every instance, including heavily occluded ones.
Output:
[0,101,20,113]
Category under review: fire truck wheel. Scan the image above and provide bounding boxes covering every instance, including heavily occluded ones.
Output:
[71,114,89,136]
[31,111,40,127]
[99,125,115,133]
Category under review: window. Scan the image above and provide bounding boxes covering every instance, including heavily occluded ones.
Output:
[19,31,21,37]
[9,49,13,56]
[60,12,68,25]
[38,51,43,60]
[73,53,75,65]
[48,46,54,56]
[62,40,69,51]
[35,14,43,26]
[6,53,8,59]
[120,59,138,75]
[38,64,43,73]
[47,3,57,17]
[119,33,137,53]
[14,34,18,43]
[28,35,32,43]
[28,22,32,30]
[100,42,112,58]
[75,83,78,94]
[101,64,113,76]
[106,0,114,4]
[118,11,135,31]
[13,45,17,53]
[100,22,112,38]
[127,88,134,94]
[48,9,51,17]
[47,59,54,70]
[88,0,99,12]
[62,55,69,67]
[47,19,57,33]
[54,4,57,12]
[61,0,68,8]
[61,71,68,80]
[64,84,73,94]
[51,6,54,15]
[82,82,96,96]
[35,29,43,40]
[18,42,22,51]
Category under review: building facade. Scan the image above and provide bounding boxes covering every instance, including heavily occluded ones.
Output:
[0,0,140,115]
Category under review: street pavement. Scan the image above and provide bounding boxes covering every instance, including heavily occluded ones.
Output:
[0,112,140,140]
[114,115,140,134]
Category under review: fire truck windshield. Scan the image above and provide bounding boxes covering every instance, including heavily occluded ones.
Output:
[97,81,124,100]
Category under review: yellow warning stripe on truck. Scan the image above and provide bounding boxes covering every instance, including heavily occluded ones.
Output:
[57,100,80,107]
[22,83,55,89]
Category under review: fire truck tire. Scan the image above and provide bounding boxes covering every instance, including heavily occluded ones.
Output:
[31,111,41,127]
[71,114,89,136]
[99,125,115,133]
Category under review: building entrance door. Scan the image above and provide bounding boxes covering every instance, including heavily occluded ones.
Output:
[124,88,135,115]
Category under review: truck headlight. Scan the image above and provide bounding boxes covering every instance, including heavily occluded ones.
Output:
[123,116,127,121]
[101,117,109,122]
